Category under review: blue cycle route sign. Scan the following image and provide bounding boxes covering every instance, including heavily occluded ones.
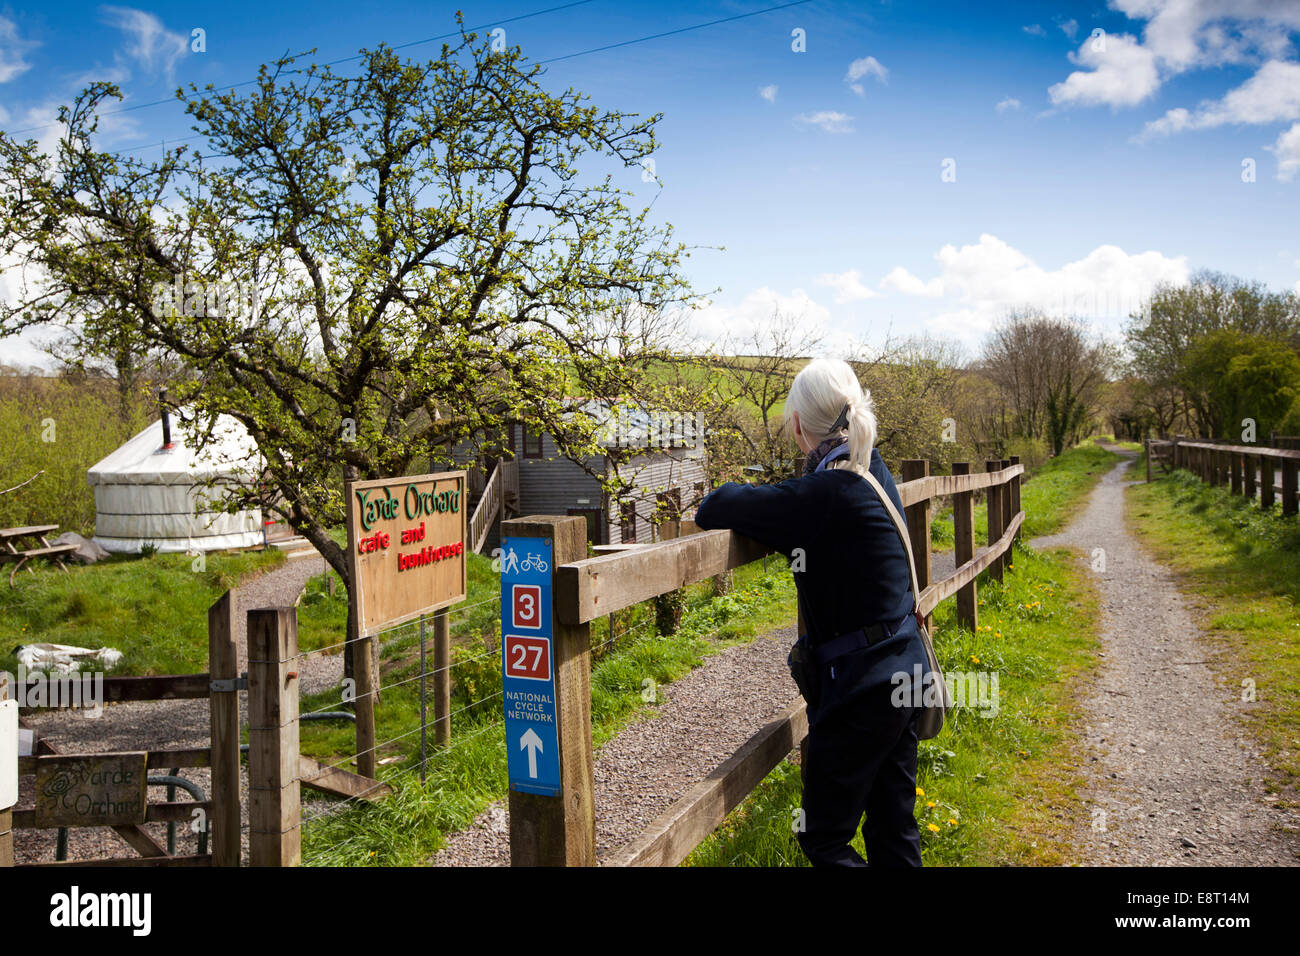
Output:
[500,536,561,796]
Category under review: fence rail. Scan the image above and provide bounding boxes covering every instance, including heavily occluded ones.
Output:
[1148,437,1299,516]
[508,455,1027,867]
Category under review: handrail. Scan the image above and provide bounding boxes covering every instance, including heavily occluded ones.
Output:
[1170,440,1300,460]
[468,461,505,553]
[555,466,1024,625]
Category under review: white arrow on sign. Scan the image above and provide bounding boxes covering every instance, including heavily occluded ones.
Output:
[520,727,544,779]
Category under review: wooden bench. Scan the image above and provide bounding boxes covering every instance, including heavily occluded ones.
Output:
[0,525,77,586]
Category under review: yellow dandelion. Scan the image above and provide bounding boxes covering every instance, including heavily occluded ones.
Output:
[927,823,941,833]
[947,818,958,826]
[916,786,925,797]
[970,655,980,663]
[926,801,936,808]
[994,631,1001,638]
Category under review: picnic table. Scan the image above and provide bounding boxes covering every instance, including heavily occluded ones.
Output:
[0,525,79,587]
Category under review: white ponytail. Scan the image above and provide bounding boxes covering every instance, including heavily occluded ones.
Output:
[785,358,878,473]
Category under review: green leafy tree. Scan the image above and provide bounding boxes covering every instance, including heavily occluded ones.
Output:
[0,30,693,649]
[1182,330,1300,439]
[1126,270,1300,435]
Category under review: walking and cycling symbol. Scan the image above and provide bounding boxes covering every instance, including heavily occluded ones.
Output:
[500,545,548,576]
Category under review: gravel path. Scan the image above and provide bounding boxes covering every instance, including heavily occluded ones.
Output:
[1034,448,1300,865]
[15,550,339,864]
[431,626,801,866]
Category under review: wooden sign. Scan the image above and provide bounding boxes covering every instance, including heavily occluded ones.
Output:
[346,471,467,635]
[34,752,148,828]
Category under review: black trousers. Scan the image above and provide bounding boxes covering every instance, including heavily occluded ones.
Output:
[798,687,922,867]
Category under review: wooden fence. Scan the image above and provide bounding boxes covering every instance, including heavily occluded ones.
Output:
[0,593,385,867]
[1,593,241,866]
[1148,436,1299,516]
[505,456,1026,866]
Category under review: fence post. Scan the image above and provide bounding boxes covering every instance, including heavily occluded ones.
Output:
[901,460,932,630]
[433,607,451,746]
[505,515,596,867]
[1145,440,1152,482]
[208,591,241,867]
[1283,458,1298,517]
[247,606,301,867]
[1261,454,1276,511]
[1000,459,1013,564]
[1230,451,1243,496]
[1244,452,1257,501]
[352,605,377,779]
[1009,455,1022,544]
[986,460,1004,582]
[952,462,977,633]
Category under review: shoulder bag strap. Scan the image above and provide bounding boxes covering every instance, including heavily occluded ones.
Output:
[844,463,922,612]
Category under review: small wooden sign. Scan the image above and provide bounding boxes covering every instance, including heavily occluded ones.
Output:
[346,471,468,635]
[34,752,148,828]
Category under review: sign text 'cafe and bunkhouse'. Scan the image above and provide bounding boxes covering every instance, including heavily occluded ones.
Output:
[346,471,467,635]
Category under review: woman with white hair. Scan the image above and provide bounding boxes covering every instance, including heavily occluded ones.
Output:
[695,357,932,867]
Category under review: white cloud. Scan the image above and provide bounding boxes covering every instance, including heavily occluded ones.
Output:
[1269,121,1300,181]
[1023,24,1046,37]
[795,110,853,134]
[1058,18,1079,40]
[1139,59,1300,138]
[1049,33,1161,108]
[0,15,37,83]
[880,266,944,297]
[845,56,888,97]
[877,234,1189,337]
[996,97,1022,113]
[100,6,188,82]
[1048,2,1300,110]
[759,84,778,103]
[815,269,878,303]
[690,287,832,345]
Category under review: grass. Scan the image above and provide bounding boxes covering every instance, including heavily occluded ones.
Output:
[685,440,1123,867]
[1126,469,1300,798]
[299,555,799,865]
[0,549,285,676]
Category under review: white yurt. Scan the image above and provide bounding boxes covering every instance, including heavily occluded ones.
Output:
[87,406,266,554]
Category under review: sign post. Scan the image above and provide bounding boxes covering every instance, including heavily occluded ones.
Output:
[345,471,467,778]
[1,699,16,867]
[501,535,561,796]
[501,516,595,866]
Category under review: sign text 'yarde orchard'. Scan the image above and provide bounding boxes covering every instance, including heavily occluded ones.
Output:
[346,471,467,635]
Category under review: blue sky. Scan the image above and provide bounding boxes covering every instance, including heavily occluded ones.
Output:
[2,0,1299,366]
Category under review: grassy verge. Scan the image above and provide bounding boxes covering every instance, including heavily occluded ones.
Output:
[1126,470,1300,798]
[685,542,1101,866]
[0,549,285,675]
[686,441,1121,866]
[299,556,798,865]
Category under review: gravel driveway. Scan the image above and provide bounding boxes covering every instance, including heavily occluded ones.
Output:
[1035,449,1300,864]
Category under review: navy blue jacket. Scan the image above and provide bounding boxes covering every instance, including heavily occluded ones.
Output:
[695,445,929,718]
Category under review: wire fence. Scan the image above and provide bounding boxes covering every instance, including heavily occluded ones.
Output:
[293,590,667,864]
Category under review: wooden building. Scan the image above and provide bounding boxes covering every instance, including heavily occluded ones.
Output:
[459,408,707,553]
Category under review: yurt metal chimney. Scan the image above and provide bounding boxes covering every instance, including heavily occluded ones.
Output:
[159,388,174,450]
